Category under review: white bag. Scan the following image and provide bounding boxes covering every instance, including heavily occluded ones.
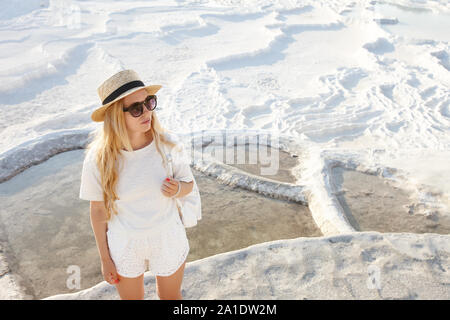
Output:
[162,140,202,228]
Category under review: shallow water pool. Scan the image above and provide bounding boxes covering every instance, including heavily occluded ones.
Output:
[374,2,450,42]
[0,148,320,299]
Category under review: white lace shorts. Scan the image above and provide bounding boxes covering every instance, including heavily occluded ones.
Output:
[106,215,189,278]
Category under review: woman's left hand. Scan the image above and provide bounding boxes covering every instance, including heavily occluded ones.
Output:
[161,177,180,197]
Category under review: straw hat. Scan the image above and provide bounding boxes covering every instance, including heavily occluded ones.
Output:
[92,69,162,122]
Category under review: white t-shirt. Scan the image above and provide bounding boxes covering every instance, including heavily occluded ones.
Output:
[79,132,194,235]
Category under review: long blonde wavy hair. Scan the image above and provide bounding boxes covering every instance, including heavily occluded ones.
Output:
[83,97,177,222]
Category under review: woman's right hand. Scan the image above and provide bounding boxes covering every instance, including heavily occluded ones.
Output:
[101,257,120,285]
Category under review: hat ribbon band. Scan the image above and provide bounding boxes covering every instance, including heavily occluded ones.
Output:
[102,80,145,105]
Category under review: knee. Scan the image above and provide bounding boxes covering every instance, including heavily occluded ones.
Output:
[157,289,182,300]
[120,296,144,300]
[117,285,145,300]
[119,292,145,300]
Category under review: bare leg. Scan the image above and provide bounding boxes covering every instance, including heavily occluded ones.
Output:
[156,260,186,300]
[115,273,145,300]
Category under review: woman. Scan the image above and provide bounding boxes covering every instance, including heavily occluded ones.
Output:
[79,69,195,300]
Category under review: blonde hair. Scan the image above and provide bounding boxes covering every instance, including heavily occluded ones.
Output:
[84,98,177,222]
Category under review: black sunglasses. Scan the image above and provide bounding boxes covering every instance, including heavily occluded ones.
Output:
[123,95,157,117]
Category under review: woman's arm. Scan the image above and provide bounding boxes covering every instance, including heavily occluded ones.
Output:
[89,201,112,262]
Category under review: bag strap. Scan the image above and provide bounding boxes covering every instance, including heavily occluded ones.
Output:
[161,140,183,209]
[161,141,173,178]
